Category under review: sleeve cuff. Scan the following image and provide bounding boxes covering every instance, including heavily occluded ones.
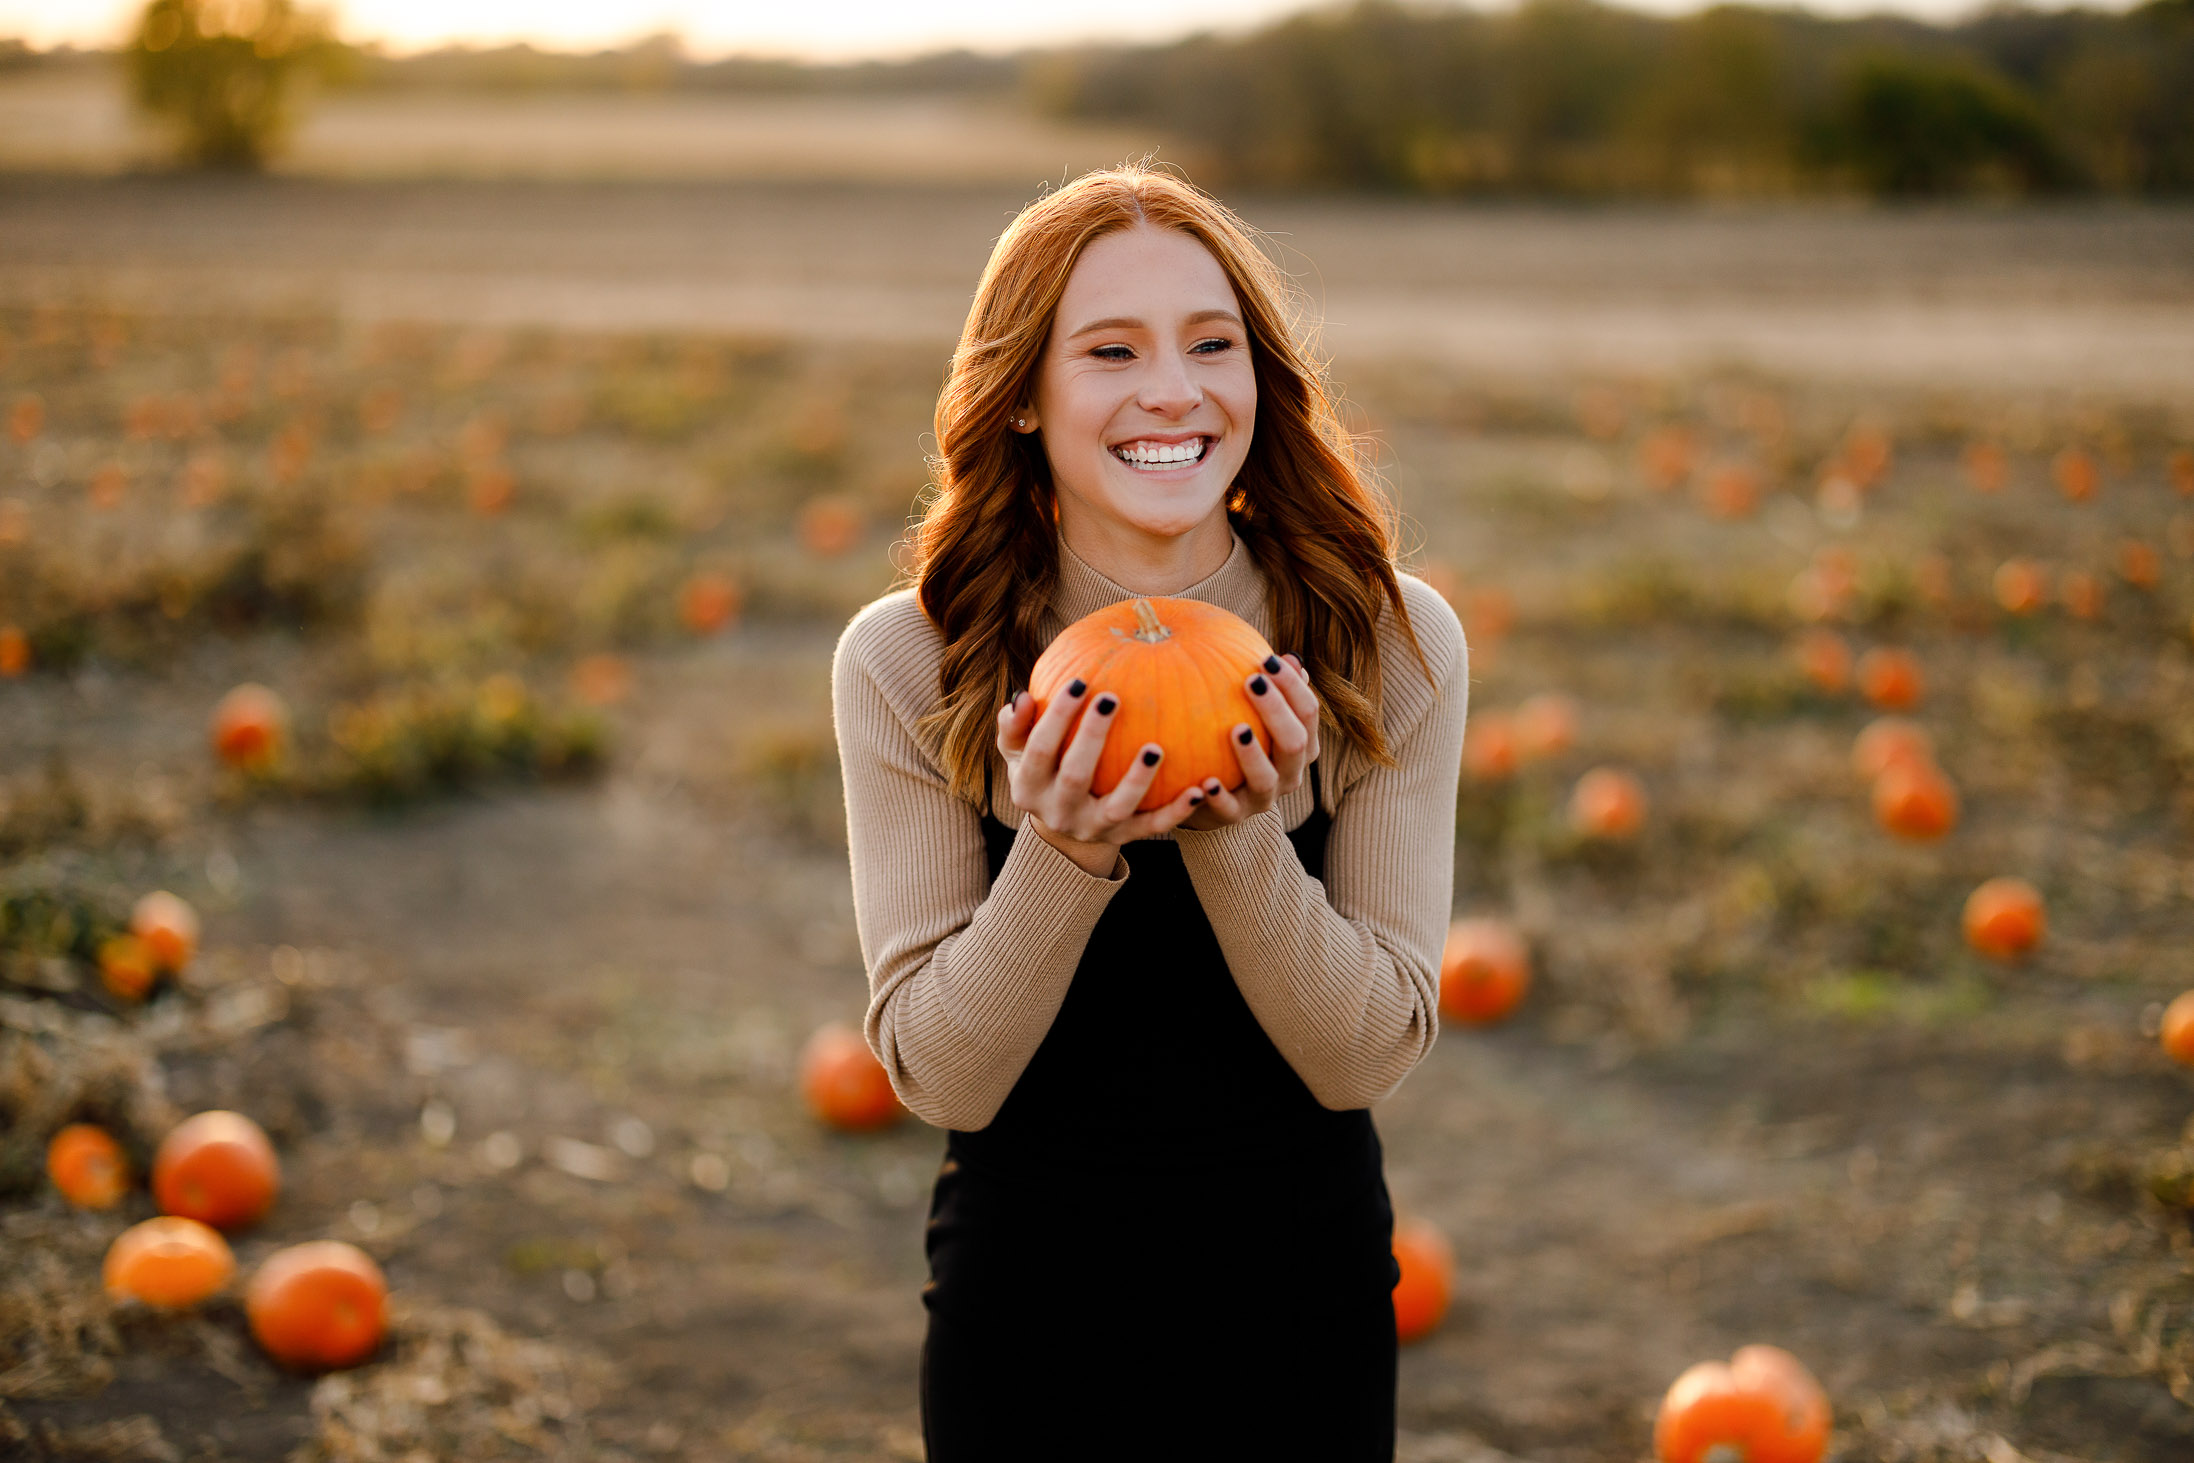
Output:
[1001,813,1131,888]
[1171,809,1290,873]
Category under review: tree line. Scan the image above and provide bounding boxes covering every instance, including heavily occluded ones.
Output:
[75,0,2194,192]
[1029,0,2194,196]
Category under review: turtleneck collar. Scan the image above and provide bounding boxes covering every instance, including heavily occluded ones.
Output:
[1051,528,1270,635]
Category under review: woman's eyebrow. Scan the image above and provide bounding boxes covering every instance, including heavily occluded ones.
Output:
[1065,308,1243,339]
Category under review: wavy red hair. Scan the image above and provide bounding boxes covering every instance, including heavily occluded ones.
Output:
[913,164,1425,801]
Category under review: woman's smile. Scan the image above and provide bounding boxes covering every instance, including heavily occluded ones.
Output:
[1108,433,1217,472]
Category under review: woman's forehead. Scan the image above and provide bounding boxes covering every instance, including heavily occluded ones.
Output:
[1055,225,1241,329]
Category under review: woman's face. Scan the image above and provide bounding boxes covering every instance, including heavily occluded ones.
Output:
[1026,224,1256,546]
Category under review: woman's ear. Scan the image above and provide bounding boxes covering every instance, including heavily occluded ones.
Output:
[1011,408,1039,434]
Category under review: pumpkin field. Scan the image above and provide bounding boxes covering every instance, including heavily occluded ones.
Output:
[4,178,2194,1462]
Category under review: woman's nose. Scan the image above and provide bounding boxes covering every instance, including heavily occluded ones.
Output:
[1137,354,1201,416]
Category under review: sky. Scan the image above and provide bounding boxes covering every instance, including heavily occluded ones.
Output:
[0,0,2128,60]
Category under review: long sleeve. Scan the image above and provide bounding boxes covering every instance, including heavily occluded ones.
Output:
[1170,576,1467,1109]
[831,591,1132,1131]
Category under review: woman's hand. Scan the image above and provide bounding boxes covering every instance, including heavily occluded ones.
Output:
[1179,653,1320,831]
[998,680,1207,875]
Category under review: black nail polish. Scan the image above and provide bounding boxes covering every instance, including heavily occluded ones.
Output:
[1141,748,1160,766]
[1236,727,1253,745]
[1263,655,1281,675]
[1188,792,1203,805]
[1250,675,1268,695]
[1206,780,1221,793]
[1068,678,1086,698]
[1095,694,1117,715]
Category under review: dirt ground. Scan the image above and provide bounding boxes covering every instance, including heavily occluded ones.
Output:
[4,180,2194,1462]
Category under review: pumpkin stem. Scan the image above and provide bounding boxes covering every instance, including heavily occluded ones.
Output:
[1129,598,1172,644]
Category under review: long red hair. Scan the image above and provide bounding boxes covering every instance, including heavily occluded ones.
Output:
[913,164,1425,800]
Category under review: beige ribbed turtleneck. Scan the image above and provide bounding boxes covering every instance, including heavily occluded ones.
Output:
[830,531,1469,1133]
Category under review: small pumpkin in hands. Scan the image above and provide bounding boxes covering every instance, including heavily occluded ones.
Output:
[1030,596,1276,812]
[1656,1343,1831,1463]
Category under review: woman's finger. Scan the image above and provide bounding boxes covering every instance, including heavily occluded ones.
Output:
[1194,774,1247,824]
[1096,742,1165,825]
[1052,688,1119,797]
[1261,654,1322,739]
[1017,679,1090,780]
[995,690,1036,756]
[1245,670,1310,766]
[1232,723,1282,796]
[1121,780,1207,840]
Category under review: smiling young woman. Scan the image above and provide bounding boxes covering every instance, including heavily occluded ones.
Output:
[830,166,1468,1460]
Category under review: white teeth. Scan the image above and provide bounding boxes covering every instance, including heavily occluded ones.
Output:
[1112,438,1208,467]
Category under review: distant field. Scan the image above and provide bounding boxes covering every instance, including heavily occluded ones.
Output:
[0,68,1166,184]
[3,171,2193,394]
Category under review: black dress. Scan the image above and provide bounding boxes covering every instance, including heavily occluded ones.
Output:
[919,758,1399,1461]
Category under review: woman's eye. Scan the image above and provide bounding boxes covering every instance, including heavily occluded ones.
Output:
[1091,344,1134,361]
[1190,337,1236,355]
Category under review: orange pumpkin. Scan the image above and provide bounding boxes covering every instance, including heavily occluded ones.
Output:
[2120,539,2161,590]
[1439,919,1531,1025]
[247,1241,388,1371]
[1855,648,1923,711]
[799,1024,903,1132]
[1655,1343,1831,1463]
[1462,711,1519,782]
[105,1216,235,1309]
[153,1111,280,1230]
[1638,425,1696,491]
[678,572,742,635]
[210,683,289,772]
[797,496,864,557]
[1841,424,1892,487]
[1391,1219,1454,1344]
[2163,992,2194,1066]
[1872,760,1958,841]
[1030,597,1275,812]
[1961,441,2006,493]
[569,652,633,707]
[1514,693,1579,761]
[1701,463,1760,520]
[1851,718,1933,781]
[1793,630,1850,695]
[131,890,200,973]
[1992,559,2047,616]
[0,625,27,677]
[1463,586,1516,646]
[2052,446,2097,502]
[99,933,159,1003]
[1569,767,1647,841]
[48,1123,130,1209]
[8,393,43,445]
[1963,877,2044,961]
[2060,571,2102,621]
